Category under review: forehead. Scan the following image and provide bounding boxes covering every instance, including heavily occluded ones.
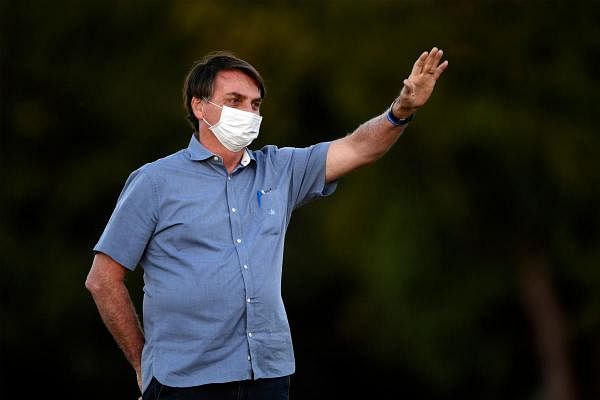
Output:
[213,69,261,99]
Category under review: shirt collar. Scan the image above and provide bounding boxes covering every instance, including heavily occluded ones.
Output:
[187,134,256,167]
[240,149,253,167]
[187,134,213,161]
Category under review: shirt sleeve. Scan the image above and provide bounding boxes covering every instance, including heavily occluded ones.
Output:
[285,141,338,209]
[93,167,159,271]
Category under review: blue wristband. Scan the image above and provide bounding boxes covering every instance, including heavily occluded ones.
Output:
[386,105,414,127]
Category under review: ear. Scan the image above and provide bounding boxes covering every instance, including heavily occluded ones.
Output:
[191,97,205,121]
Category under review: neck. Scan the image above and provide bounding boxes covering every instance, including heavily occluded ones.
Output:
[198,129,243,174]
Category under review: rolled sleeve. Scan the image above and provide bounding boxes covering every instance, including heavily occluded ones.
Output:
[93,168,159,270]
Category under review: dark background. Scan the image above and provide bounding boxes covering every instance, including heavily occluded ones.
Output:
[1,1,599,398]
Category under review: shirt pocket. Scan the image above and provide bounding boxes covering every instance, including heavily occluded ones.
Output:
[251,189,285,236]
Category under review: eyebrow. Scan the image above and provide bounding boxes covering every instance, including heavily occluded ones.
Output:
[224,92,262,102]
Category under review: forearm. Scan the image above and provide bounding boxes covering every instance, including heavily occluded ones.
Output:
[326,109,407,182]
[88,281,145,371]
[348,107,408,162]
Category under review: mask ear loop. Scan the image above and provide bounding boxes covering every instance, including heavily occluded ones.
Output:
[200,98,215,128]
[202,97,223,110]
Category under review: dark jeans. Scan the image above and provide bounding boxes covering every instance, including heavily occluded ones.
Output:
[142,375,290,400]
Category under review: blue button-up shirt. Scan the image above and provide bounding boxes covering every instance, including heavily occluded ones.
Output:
[94,135,337,391]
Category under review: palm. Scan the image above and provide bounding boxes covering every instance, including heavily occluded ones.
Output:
[396,47,448,112]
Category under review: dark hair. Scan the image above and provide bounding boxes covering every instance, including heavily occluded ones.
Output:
[182,51,266,132]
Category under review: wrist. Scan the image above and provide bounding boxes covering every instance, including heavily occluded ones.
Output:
[386,101,415,127]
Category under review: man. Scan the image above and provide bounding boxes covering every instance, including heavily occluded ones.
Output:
[86,48,447,399]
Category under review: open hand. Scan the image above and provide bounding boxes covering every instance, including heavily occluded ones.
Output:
[393,47,448,118]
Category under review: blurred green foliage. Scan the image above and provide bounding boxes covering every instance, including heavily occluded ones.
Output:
[1,0,599,398]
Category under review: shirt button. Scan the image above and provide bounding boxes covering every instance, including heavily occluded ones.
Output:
[247,298,251,303]
[227,176,231,180]
[248,332,252,337]
[213,156,219,161]
[247,355,251,361]
[236,238,242,244]
[243,264,248,269]
[231,208,237,213]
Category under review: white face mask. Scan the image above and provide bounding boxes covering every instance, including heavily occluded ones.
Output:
[202,101,262,152]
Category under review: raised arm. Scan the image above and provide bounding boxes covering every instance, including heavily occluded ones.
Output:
[326,47,448,182]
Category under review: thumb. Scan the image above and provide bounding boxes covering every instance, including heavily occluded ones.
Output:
[401,79,414,98]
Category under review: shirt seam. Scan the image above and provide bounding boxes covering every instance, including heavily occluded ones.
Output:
[142,169,162,226]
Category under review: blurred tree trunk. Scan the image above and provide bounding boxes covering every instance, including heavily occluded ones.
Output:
[519,253,578,400]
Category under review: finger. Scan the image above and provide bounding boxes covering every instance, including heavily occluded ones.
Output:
[428,49,444,75]
[423,47,439,74]
[433,49,444,68]
[433,60,449,80]
[411,51,429,76]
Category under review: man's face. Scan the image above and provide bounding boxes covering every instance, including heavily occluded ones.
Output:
[199,69,262,126]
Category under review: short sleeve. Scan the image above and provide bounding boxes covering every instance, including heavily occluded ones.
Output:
[286,141,338,209]
[93,168,159,270]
